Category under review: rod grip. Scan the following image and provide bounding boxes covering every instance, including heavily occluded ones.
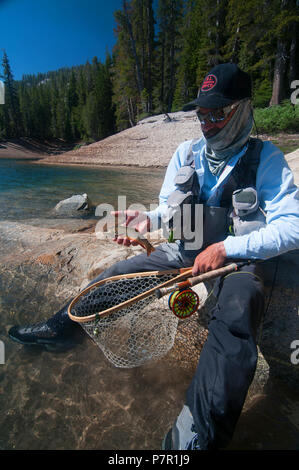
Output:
[155,263,238,299]
[188,263,238,287]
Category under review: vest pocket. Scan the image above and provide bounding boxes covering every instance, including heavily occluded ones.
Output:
[174,166,196,191]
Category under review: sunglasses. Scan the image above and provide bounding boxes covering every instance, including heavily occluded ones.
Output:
[196,101,241,125]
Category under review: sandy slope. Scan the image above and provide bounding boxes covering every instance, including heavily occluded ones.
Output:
[38,111,202,167]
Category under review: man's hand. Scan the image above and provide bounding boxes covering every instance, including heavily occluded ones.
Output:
[192,242,227,276]
[111,210,151,247]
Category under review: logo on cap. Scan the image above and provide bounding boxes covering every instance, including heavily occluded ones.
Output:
[201,74,217,92]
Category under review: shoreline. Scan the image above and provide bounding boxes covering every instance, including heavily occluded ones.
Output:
[0,154,167,170]
[32,160,167,169]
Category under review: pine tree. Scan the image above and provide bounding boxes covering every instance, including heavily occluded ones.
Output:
[122,0,144,95]
[172,0,206,109]
[142,0,155,113]
[269,0,299,105]
[1,51,22,137]
[224,0,299,106]
[155,0,184,112]
[96,55,115,138]
[226,1,277,104]
[113,2,142,127]
[113,0,157,126]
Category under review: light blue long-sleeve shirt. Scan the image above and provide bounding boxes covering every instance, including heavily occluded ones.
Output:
[147,137,299,260]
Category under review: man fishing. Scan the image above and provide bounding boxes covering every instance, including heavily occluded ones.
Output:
[9,63,299,450]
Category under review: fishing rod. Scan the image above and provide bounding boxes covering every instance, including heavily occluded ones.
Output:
[155,261,253,300]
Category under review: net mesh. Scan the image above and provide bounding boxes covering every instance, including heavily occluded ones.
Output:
[70,273,180,368]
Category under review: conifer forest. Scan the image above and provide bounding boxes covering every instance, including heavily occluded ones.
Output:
[1,0,298,143]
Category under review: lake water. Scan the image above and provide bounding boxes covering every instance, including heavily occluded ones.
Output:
[0,158,166,221]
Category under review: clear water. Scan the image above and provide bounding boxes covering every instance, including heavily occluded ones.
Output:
[0,159,166,221]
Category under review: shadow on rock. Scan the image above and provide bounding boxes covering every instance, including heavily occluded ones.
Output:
[228,376,299,450]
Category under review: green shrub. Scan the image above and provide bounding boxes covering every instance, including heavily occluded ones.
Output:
[252,79,272,108]
[73,138,95,150]
[253,103,299,133]
[137,112,151,122]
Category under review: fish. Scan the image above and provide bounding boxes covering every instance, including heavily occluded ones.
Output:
[127,234,156,256]
[104,213,156,257]
[118,227,156,257]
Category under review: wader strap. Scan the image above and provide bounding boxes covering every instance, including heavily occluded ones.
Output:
[185,139,199,168]
[220,138,263,208]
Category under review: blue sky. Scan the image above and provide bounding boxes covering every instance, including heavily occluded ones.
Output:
[0,0,125,80]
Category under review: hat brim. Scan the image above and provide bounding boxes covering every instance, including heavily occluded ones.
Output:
[182,93,235,111]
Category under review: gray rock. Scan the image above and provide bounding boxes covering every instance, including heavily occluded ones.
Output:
[54,193,92,216]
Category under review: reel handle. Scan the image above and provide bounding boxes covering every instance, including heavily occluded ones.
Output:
[155,263,238,299]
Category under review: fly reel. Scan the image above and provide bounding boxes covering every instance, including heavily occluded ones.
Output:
[168,288,200,319]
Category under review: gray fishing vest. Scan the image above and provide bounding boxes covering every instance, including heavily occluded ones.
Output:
[162,139,201,248]
[162,137,266,249]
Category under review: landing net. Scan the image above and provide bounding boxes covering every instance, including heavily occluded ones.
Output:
[70,272,181,368]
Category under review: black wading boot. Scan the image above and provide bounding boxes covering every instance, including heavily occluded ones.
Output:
[162,405,203,450]
[8,303,79,352]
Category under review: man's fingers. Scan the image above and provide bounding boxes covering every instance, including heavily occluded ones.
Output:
[192,260,200,276]
[111,210,139,218]
[123,237,131,246]
[192,243,227,276]
[114,236,133,246]
[111,210,142,229]
[125,216,137,227]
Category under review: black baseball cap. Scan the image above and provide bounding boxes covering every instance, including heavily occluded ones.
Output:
[182,63,252,110]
